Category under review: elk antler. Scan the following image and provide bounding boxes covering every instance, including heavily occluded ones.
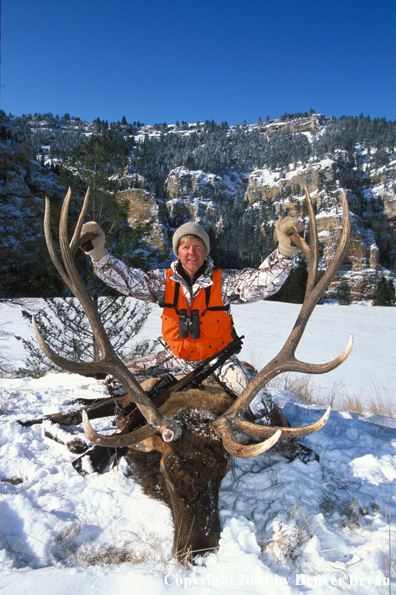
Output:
[33,188,181,443]
[212,187,353,457]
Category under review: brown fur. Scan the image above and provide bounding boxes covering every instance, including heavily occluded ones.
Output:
[121,379,234,563]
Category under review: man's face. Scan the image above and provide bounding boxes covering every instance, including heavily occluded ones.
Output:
[177,236,207,279]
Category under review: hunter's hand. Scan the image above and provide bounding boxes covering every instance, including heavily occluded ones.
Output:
[79,222,108,262]
[275,216,304,257]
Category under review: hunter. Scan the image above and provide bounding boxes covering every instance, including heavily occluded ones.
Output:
[80,216,303,422]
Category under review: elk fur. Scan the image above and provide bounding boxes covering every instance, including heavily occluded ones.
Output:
[121,378,235,562]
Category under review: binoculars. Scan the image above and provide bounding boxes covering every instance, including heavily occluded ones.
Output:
[178,309,201,339]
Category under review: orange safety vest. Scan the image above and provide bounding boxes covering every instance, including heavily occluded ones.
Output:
[161,268,236,361]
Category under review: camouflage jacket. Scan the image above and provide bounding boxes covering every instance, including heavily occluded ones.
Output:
[93,249,293,308]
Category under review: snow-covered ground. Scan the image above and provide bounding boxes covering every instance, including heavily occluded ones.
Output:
[0,301,395,593]
[3,299,395,409]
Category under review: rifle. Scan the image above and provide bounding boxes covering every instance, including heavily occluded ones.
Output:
[72,336,244,474]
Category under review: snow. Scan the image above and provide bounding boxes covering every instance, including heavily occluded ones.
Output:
[0,301,395,593]
[234,301,396,410]
[249,158,335,190]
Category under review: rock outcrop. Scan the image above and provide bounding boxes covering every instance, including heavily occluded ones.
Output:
[1,111,395,301]
[120,188,170,262]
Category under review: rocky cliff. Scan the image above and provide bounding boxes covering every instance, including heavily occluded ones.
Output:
[123,158,395,300]
[1,111,395,301]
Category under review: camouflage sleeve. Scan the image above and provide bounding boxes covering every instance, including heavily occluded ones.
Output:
[221,249,294,304]
[92,254,167,304]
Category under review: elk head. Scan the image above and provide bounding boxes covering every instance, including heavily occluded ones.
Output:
[35,186,352,564]
[126,381,235,561]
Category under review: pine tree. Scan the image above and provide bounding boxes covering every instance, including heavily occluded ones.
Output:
[373,276,395,306]
[21,130,157,373]
[337,278,351,305]
[16,298,155,378]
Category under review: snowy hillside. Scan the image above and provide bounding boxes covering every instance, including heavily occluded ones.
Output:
[1,111,396,301]
[0,302,395,593]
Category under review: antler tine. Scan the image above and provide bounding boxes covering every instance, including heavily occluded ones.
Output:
[36,189,181,443]
[43,194,69,287]
[58,186,110,357]
[283,188,351,359]
[82,410,160,448]
[69,186,91,257]
[40,189,110,368]
[234,406,331,440]
[220,428,282,458]
[289,187,319,294]
[43,187,90,289]
[212,189,352,457]
[304,185,319,294]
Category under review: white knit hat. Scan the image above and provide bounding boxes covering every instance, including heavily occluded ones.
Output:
[172,221,210,257]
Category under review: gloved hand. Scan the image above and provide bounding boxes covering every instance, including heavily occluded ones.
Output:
[275,216,304,257]
[79,221,108,262]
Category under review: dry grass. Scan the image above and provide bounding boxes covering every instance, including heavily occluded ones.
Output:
[0,395,7,415]
[269,373,396,418]
[69,542,152,567]
[264,503,324,563]
[286,503,325,546]
[1,477,23,486]
[53,524,164,567]
[0,378,8,415]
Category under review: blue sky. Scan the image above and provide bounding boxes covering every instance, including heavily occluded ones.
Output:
[1,0,395,125]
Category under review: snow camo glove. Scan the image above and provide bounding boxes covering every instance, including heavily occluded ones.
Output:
[79,221,108,262]
[275,216,304,257]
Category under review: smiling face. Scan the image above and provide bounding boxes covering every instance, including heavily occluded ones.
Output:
[177,235,207,279]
